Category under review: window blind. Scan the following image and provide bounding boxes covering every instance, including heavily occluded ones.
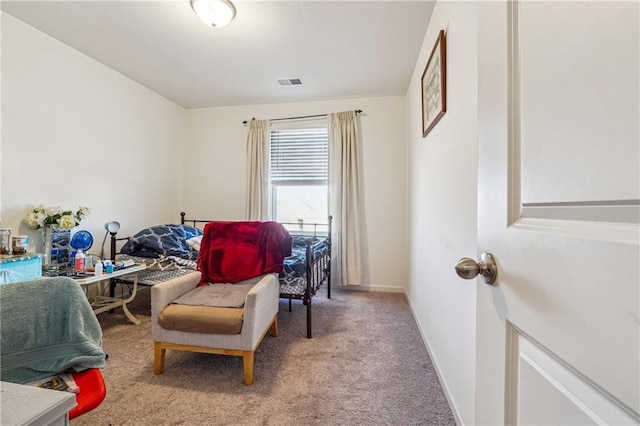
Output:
[270,127,328,184]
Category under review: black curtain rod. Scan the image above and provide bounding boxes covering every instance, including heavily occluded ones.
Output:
[242,109,362,125]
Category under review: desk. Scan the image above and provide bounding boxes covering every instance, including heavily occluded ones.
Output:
[74,265,146,325]
[0,381,76,426]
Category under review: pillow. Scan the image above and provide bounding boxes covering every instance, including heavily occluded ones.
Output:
[186,235,202,251]
[120,224,203,259]
[292,236,320,246]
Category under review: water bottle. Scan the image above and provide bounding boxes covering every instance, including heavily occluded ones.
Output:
[74,249,86,273]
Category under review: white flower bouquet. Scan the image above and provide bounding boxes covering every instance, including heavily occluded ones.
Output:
[24,205,90,230]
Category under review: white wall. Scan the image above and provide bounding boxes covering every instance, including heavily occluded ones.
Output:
[186,96,407,291]
[1,13,188,251]
[405,2,478,424]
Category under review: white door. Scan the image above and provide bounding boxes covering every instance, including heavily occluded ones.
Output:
[473,1,639,424]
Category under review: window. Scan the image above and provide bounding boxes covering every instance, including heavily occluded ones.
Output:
[269,124,328,234]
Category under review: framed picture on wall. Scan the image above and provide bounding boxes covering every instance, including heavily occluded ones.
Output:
[421,30,447,137]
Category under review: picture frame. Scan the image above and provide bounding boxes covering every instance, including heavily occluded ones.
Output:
[421,30,447,137]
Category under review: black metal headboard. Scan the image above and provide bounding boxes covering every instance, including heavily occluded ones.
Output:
[180,212,333,240]
[180,211,211,228]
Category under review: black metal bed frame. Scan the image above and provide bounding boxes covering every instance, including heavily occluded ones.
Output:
[180,212,332,338]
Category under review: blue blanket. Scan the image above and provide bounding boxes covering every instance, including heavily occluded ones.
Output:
[0,277,106,384]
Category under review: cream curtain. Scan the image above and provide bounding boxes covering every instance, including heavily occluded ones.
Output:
[245,119,270,220]
[328,111,364,286]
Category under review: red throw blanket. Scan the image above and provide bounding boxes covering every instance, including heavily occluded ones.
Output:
[197,221,292,285]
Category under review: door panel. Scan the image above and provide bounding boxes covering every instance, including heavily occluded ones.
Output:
[476,1,639,424]
[518,2,639,204]
[509,325,638,425]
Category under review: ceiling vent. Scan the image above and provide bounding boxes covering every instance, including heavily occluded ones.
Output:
[277,78,303,86]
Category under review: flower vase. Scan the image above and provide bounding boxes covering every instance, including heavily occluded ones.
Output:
[42,225,71,270]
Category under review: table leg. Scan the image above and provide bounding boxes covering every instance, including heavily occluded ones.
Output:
[120,272,141,325]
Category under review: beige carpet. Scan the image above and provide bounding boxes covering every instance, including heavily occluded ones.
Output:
[74,285,455,425]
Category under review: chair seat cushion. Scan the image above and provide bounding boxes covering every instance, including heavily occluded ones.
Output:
[171,283,254,308]
[158,305,244,334]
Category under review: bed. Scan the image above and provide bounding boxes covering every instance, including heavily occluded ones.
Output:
[111,213,332,338]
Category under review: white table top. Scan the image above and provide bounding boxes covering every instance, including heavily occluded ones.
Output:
[0,381,76,426]
[73,264,146,285]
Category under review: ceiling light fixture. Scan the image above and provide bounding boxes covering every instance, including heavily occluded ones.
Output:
[191,0,236,28]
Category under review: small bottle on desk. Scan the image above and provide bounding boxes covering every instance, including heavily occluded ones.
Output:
[74,249,86,273]
[94,260,103,276]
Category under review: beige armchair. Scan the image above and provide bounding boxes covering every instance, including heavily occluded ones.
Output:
[151,271,279,385]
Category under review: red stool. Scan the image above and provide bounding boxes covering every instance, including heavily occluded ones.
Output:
[69,368,106,420]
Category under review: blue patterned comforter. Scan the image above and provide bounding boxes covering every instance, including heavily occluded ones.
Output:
[281,236,328,276]
[120,224,202,260]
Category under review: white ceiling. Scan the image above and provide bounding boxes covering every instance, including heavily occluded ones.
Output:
[1,1,435,109]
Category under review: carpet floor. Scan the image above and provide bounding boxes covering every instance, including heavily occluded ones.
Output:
[74,285,456,425]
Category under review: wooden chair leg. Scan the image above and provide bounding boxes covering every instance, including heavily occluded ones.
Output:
[154,342,166,375]
[242,351,254,385]
[270,316,279,337]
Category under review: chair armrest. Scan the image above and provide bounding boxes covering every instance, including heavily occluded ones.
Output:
[151,271,201,320]
[241,273,279,346]
[245,273,279,302]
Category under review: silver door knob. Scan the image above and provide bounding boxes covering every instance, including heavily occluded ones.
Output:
[455,252,497,285]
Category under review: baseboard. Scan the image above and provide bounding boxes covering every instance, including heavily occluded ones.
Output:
[335,284,405,293]
[404,289,466,426]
